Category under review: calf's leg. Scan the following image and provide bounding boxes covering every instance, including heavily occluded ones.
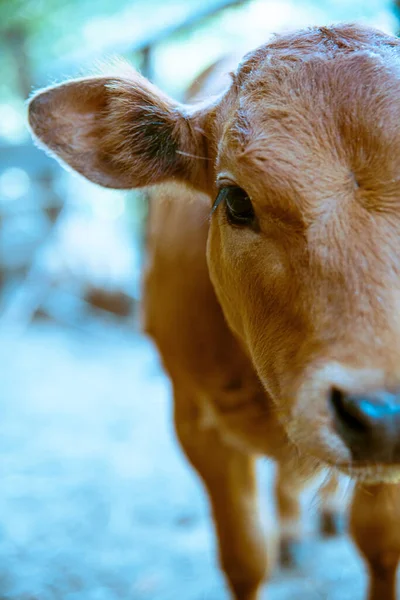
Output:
[275,458,307,568]
[174,389,269,600]
[350,482,400,600]
[275,457,322,567]
[318,472,345,536]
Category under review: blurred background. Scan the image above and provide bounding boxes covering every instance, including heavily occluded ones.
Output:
[0,1,399,599]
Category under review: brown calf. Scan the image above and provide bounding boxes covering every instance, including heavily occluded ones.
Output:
[29,24,400,600]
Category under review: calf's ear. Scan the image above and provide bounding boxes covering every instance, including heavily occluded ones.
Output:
[28,69,211,190]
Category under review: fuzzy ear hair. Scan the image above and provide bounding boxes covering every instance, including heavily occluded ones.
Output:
[28,69,210,190]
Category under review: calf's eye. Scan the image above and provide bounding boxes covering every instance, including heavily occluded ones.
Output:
[213,186,255,226]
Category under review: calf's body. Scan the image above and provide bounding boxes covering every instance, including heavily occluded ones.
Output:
[28,24,400,599]
[143,181,334,597]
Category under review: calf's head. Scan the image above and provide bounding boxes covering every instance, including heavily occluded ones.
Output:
[29,25,400,481]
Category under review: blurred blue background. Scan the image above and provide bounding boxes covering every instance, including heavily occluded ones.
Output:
[0,1,398,599]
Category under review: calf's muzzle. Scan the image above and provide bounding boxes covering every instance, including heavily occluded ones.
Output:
[331,387,400,463]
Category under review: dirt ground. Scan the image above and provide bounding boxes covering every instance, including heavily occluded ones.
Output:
[0,322,374,599]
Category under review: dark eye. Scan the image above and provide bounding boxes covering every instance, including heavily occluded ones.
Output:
[212,186,255,226]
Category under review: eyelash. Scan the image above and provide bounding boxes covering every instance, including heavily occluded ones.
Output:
[211,187,228,215]
[212,186,255,226]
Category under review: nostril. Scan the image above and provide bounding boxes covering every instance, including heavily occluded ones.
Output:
[329,387,400,461]
[330,387,369,434]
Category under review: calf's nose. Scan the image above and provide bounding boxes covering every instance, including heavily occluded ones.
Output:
[330,388,400,462]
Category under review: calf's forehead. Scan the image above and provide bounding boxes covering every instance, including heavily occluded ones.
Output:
[231,50,400,150]
[217,51,400,207]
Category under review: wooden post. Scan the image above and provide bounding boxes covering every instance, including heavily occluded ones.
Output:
[395,1,400,36]
[5,27,32,98]
[140,44,153,81]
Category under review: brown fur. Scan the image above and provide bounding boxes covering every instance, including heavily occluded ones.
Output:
[28,24,400,600]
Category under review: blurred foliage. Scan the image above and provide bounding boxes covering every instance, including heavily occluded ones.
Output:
[2,0,397,106]
[0,0,133,102]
